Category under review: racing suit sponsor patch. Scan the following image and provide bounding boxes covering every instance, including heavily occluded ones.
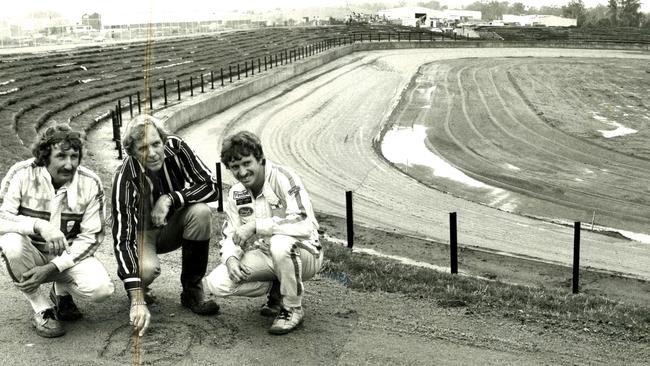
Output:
[238,207,254,217]
[236,197,252,205]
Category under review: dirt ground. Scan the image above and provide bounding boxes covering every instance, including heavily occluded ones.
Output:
[1,47,649,365]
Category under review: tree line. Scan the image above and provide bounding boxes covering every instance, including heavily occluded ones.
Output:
[455,0,649,28]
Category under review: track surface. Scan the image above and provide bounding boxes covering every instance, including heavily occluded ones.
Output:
[182,48,650,280]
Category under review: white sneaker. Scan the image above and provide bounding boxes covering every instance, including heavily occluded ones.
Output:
[269,306,304,335]
[32,308,66,338]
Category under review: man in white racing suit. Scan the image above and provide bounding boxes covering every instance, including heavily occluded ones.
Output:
[203,131,323,335]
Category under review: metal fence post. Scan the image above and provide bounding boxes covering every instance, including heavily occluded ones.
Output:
[215,162,224,212]
[237,63,241,80]
[201,74,204,93]
[148,87,153,110]
[190,76,194,96]
[346,191,354,249]
[128,95,133,118]
[137,91,141,114]
[229,66,233,83]
[163,80,168,105]
[177,80,181,101]
[210,71,214,89]
[245,61,248,77]
[450,212,458,274]
[573,222,581,294]
[258,58,261,73]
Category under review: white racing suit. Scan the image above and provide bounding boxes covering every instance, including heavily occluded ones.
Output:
[203,160,322,308]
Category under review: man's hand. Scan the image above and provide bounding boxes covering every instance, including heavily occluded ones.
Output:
[225,257,250,283]
[35,220,69,255]
[233,221,256,246]
[151,194,172,227]
[16,263,59,293]
[129,289,151,337]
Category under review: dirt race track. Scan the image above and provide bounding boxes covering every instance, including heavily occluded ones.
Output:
[2,47,650,365]
[182,48,650,280]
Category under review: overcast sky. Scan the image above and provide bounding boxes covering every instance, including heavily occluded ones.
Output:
[3,0,649,24]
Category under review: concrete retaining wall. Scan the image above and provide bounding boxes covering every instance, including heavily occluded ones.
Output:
[158,40,649,132]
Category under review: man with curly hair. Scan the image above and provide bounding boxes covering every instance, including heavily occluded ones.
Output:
[0,124,114,338]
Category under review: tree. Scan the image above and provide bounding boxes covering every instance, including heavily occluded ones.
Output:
[620,0,642,27]
[608,0,642,27]
[608,0,618,26]
[562,0,586,26]
[510,2,526,15]
[417,1,441,10]
[583,5,611,27]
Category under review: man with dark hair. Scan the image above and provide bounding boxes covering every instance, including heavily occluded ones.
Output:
[112,114,220,337]
[203,130,323,335]
[0,124,114,338]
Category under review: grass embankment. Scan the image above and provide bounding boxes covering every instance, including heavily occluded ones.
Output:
[320,240,649,342]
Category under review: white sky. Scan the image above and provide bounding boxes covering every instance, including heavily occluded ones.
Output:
[3,0,649,24]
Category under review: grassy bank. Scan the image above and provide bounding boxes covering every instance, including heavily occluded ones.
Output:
[320,240,649,342]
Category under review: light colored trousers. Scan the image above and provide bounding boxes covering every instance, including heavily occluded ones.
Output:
[203,234,323,308]
[0,233,114,302]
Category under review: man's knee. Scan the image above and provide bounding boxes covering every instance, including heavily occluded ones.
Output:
[0,233,30,261]
[203,265,234,296]
[140,259,161,287]
[183,203,212,240]
[82,279,115,302]
[269,235,297,258]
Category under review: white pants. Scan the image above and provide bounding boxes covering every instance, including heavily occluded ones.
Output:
[0,233,114,302]
[204,234,323,308]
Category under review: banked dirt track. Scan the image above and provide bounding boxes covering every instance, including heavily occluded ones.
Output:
[182,48,650,280]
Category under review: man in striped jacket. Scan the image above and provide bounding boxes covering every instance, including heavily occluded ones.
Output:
[203,131,323,335]
[0,124,114,338]
[112,114,220,337]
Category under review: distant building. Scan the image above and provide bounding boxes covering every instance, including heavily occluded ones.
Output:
[82,13,102,30]
[502,14,577,27]
[377,7,481,28]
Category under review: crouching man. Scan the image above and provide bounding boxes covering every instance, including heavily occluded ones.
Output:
[203,131,323,335]
[0,124,114,338]
[112,115,220,337]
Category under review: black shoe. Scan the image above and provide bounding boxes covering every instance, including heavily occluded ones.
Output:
[50,285,83,321]
[260,300,282,317]
[180,288,219,315]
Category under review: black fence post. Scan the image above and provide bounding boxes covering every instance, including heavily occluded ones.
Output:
[137,91,141,114]
[201,74,204,93]
[573,222,581,294]
[251,59,254,75]
[245,61,248,77]
[237,63,241,80]
[148,87,153,110]
[388,33,391,42]
[215,162,224,212]
[210,71,214,89]
[221,68,224,86]
[128,95,133,118]
[177,80,181,101]
[110,110,118,141]
[190,76,194,96]
[163,80,168,105]
[275,54,278,67]
[450,212,458,274]
[346,191,354,249]
[229,66,233,83]
[117,100,122,125]
[258,58,261,73]
[117,140,123,160]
